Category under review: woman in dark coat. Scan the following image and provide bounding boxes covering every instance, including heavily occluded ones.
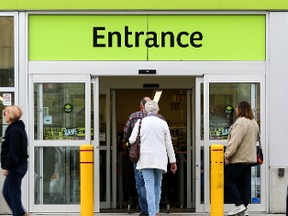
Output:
[1,105,29,216]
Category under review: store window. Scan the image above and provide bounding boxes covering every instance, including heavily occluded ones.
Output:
[34,83,85,140]
[0,16,14,87]
[200,83,260,140]
[0,16,14,144]
[209,83,260,140]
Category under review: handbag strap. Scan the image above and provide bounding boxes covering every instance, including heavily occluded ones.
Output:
[136,119,142,139]
[258,133,262,148]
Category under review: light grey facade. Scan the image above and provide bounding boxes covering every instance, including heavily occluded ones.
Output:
[0,11,288,214]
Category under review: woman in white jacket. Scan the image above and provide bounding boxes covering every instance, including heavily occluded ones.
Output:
[129,100,177,216]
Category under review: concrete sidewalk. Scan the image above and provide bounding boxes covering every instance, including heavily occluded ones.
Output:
[1,213,283,216]
[74,213,285,216]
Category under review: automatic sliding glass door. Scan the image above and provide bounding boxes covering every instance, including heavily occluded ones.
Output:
[196,75,266,212]
[30,75,94,213]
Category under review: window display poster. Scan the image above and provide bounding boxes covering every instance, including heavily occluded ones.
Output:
[2,93,12,106]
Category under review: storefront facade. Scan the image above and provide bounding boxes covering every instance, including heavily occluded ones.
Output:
[0,1,288,214]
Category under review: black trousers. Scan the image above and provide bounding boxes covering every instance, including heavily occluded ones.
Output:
[224,163,251,207]
[2,162,27,216]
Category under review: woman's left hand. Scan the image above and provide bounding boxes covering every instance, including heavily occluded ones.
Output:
[224,157,229,165]
[170,163,177,174]
[1,169,9,176]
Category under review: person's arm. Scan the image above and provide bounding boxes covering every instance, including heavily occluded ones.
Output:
[1,169,9,176]
[123,115,133,142]
[224,122,246,162]
[129,119,140,145]
[164,122,177,173]
[6,129,22,168]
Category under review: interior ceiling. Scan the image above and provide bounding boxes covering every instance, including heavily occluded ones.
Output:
[100,76,196,89]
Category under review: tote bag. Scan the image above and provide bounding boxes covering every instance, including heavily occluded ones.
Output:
[129,119,142,163]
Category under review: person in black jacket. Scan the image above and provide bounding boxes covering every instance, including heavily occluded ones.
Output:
[1,105,29,216]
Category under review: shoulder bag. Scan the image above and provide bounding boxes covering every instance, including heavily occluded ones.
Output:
[256,139,264,165]
[251,137,264,166]
[129,119,142,163]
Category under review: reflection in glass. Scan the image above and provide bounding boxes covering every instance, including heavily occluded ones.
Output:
[34,147,80,204]
[209,83,260,140]
[34,83,85,140]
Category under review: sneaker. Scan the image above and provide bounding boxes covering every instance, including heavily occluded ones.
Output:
[227,204,247,216]
[237,212,249,216]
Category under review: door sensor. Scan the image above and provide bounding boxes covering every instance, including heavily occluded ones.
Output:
[143,84,159,88]
[138,69,156,74]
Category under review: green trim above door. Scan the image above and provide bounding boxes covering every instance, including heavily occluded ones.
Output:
[1,0,288,10]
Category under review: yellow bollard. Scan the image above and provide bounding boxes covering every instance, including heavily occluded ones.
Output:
[80,144,94,216]
[210,144,224,216]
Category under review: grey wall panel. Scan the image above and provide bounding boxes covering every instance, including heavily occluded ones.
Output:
[268,12,288,167]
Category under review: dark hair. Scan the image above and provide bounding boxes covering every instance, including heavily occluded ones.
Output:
[141,98,147,106]
[237,101,254,120]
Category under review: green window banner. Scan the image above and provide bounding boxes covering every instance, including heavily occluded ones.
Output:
[1,0,288,10]
[29,14,265,61]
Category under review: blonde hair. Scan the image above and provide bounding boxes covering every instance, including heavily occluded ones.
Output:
[4,105,23,123]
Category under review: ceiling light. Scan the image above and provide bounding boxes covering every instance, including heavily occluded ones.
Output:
[153,90,162,103]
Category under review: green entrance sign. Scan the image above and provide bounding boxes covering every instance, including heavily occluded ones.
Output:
[29,14,265,61]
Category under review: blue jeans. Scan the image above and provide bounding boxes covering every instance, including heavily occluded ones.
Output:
[141,168,163,216]
[134,164,148,214]
[3,162,27,216]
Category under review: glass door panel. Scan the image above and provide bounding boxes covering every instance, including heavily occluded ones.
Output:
[198,75,265,212]
[209,83,260,140]
[34,83,86,140]
[30,76,93,213]
[209,82,261,205]
[97,90,112,209]
[33,83,85,205]
[34,146,80,204]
